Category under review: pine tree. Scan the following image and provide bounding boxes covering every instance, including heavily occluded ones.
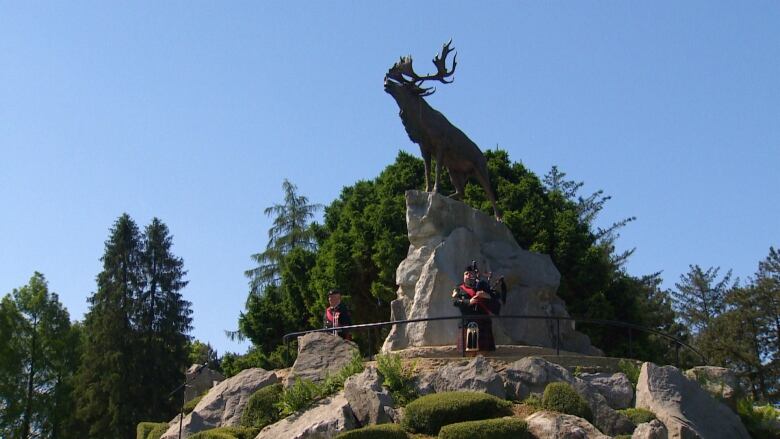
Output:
[244,179,322,294]
[0,273,79,439]
[137,218,192,422]
[671,265,733,334]
[75,214,144,439]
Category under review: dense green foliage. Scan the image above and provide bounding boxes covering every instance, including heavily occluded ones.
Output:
[438,417,530,439]
[400,391,512,435]
[333,423,409,439]
[617,359,641,387]
[240,383,283,429]
[618,408,656,425]
[0,273,81,438]
[74,214,192,438]
[541,382,592,421]
[136,422,168,439]
[736,398,780,439]
[188,339,221,370]
[188,426,259,439]
[375,353,418,406]
[672,249,780,402]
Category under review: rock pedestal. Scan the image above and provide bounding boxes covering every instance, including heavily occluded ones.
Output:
[381,191,597,354]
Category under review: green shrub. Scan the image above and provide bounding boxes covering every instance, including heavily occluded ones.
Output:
[136,422,168,439]
[541,382,592,421]
[613,435,632,439]
[438,417,530,439]
[145,423,170,439]
[184,393,205,414]
[276,378,321,417]
[522,394,543,410]
[189,426,259,439]
[618,407,656,425]
[240,383,283,428]
[334,423,409,439]
[617,360,640,388]
[736,398,780,439]
[401,391,512,435]
[276,351,365,417]
[376,353,418,406]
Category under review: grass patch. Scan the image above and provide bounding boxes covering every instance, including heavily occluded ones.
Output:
[618,407,655,425]
[438,417,530,439]
[617,359,640,388]
[136,422,168,439]
[188,426,259,439]
[240,383,284,429]
[334,423,409,438]
[375,353,418,406]
[183,392,206,414]
[401,391,512,435]
[541,382,592,422]
[276,350,365,417]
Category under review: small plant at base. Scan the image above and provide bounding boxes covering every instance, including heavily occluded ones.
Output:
[522,394,544,410]
[541,382,592,422]
[240,383,283,429]
[617,359,640,388]
[573,366,584,378]
[618,407,656,425]
[276,378,320,417]
[376,353,418,406]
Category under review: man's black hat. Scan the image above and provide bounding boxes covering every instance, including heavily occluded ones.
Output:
[327,289,341,296]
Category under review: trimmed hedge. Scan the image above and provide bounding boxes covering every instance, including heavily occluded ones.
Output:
[542,382,592,422]
[240,383,283,428]
[188,426,259,439]
[333,423,409,439]
[400,391,512,435]
[136,422,168,439]
[145,423,170,439]
[618,407,656,425]
[438,417,530,439]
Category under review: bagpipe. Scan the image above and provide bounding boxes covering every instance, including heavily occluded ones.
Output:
[469,260,507,315]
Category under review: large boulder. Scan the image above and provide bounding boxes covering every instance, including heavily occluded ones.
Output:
[255,392,357,439]
[579,372,634,409]
[632,419,668,439]
[525,410,610,439]
[636,362,750,439]
[343,367,395,426]
[501,356,633,436]
[414,356,505,399]
[684,366,742,411]
[289,332,359,385]
[161,368,277,438]
[184,364,225,402]
[381,191,598,354]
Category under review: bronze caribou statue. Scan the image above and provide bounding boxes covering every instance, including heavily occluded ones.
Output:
[384,41,501,220]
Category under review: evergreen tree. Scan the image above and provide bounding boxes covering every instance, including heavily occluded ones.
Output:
[0,273,80,439]
[188,340,220,370]
[671,265,733,334]
[244,179,322,294]
[136,218,192,422]
[76,213,144,439]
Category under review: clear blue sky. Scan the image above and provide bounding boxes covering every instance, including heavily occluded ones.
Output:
[1,2,778,355]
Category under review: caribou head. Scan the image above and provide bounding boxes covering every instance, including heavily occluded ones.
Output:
[384,40,458,100]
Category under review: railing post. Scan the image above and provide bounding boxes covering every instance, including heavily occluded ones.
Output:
[675,342,680,367]
[628,327,633,358]
[556,318,560,356]
[284,337,289,366]
[368,328,372,360]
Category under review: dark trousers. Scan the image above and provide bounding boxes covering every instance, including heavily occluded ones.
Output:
[456,317,496,351]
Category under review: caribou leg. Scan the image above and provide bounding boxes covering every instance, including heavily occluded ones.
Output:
[448,171,466,200]
[421,149,432,192]
[432,150,443,193]
[474,167,502,221]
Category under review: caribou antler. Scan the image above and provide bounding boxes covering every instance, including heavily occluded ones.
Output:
[386,41,457,96]
[412,39,458,84]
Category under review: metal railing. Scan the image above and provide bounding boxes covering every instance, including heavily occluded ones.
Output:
[282,314,706,366]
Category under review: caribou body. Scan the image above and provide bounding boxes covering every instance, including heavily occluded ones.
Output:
[384,41,501,220]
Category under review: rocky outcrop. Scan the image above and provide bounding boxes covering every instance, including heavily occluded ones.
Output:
[343,367,395,426]
[501,356,633,436]
[632,419,668,439]
[636,362,750,439]
[526,410,610,438]
[255,392,357,439]
[684,365,742,411]
[579,372,634,409]
[381,191,598,354]
[415,356,505,399]
[288,332,359,385]
[161,368,277,438]
[184,364,225,402]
